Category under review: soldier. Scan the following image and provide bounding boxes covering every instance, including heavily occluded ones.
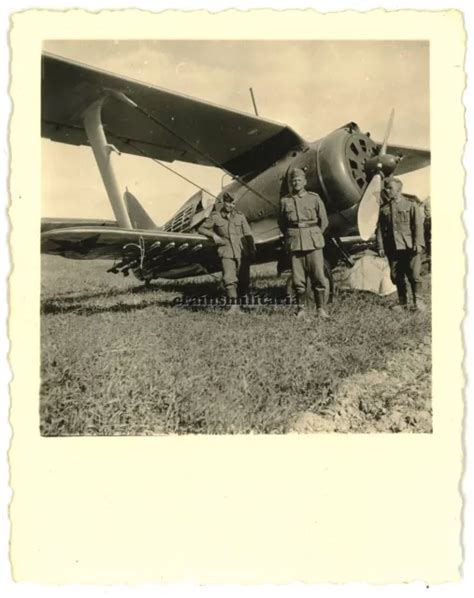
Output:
[376,177,426,311]
[423,196,432,267]
[198,191,255,312]
[279,168,329,318]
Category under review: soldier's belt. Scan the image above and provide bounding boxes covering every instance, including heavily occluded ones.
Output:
[288,220,319,229]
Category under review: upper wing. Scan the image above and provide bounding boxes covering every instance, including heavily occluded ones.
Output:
[42,53,306,177]
[374,142,430,175]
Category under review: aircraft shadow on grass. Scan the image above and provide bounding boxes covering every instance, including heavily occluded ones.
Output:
[40,285,392,318]
[40,274,295,317]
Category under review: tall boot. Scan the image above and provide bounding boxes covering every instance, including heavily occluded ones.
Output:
[285,275,294,300]
[315,289,330,319]
[411,282,426,312]
[296,292,307,318]
[226,289,242,314]
[394,284,408,310]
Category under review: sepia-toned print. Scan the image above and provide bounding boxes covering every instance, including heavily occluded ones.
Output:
[41,40,431,435]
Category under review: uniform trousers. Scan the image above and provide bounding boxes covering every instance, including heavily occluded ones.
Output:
[221,257,250,300]
[291,249,326,299]
[387,250,422,303]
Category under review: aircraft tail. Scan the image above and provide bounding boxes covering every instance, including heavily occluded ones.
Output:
[124,190,156,230]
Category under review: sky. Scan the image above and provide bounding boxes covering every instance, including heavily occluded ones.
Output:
[42,40,430,225]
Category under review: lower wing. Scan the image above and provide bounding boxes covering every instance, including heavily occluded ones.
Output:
[41,226,217,279]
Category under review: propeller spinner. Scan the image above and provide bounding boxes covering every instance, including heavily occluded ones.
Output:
[357,109,400,240]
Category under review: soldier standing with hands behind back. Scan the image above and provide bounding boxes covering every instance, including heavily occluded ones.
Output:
[279,168,329,318]
[376,177,426,311]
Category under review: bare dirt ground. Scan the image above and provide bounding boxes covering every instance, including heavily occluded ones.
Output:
[40,255,431,435]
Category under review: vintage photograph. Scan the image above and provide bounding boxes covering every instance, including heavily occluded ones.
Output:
[10,8,467,584]
[40,40,431,435]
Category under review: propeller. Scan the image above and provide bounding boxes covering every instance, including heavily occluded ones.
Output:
[380,108,394,155]
[357,173,383,241]
[357,109,395,241]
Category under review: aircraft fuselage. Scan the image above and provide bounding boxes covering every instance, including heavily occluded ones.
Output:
[179,122,379,244]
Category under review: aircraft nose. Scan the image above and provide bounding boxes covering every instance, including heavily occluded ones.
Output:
[364,153,400,178]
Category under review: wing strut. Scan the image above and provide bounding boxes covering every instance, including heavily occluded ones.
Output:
[83,97,132,229]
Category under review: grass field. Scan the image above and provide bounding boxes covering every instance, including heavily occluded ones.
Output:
[40,255,432,435]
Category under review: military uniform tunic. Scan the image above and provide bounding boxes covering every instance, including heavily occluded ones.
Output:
[279,191,329,305]
[376,193,425,305]
[376,193,424,255]
[198,208,254,299]
[280,191,328,252]
[423,197,431,259]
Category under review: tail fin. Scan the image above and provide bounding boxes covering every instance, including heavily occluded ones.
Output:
[124,190,156,230]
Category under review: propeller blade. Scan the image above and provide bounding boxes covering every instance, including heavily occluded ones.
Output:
[380,108,395,156]
[357,173,382,241]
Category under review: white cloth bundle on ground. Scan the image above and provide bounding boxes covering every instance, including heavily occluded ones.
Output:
[335,252,397,296]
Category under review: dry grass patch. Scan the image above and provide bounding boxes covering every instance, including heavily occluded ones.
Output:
[41,255,431,435]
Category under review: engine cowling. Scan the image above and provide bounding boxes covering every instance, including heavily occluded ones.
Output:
[307,123,377,214]
[205,123,378,242]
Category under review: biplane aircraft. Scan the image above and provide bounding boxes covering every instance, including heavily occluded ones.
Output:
[41,53,430,286]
